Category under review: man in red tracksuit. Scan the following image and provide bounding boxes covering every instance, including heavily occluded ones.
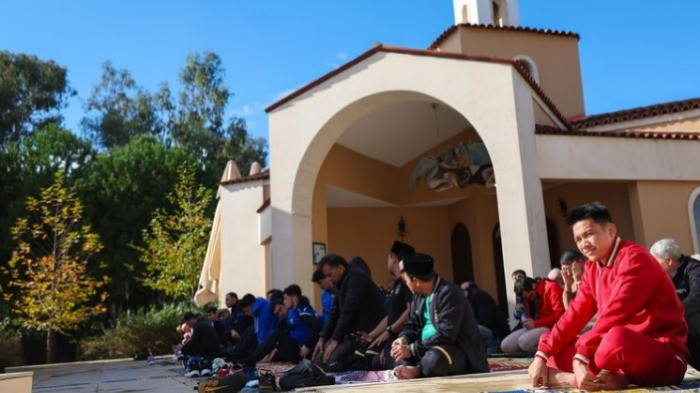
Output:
[529,202,689,391]
[501,276,564,354]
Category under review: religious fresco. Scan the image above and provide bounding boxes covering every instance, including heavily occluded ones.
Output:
[409,141,494,191]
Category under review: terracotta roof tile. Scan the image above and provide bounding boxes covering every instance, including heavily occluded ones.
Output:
[428,23,580,51]
[219,171,269,186]
[266,45,571,129]
[571,98,700,129]
[535,124,700,140]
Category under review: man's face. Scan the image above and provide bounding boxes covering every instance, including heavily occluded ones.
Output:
[242,305,253,317]
[652,254,675,276]
[561,259,585,281]
[387,253,399,276]
[511,272,525,281]
[322,263,344,285]
[317,276,333,291]
[225,295,237,308]
[283,294,294,309]
[219,310,230,320]
[207,312,217,321]
[572,218,617,262]
[273,303,288,319]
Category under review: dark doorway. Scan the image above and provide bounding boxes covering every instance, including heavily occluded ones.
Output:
[451,223,474,285]
[492,223,508,314]
[546,218,561,270]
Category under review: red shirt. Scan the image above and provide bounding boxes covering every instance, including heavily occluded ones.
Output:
[538,238,689,362]
[533,279,565,329]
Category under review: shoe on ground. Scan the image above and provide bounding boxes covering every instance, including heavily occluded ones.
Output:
[198,373,247,393]
[185,369,201,378]
[200,368,212,377]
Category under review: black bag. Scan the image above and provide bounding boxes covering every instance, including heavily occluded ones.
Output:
[278,359,335,391]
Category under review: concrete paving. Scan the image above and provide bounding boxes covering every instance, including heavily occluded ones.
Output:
[7,357,199,393]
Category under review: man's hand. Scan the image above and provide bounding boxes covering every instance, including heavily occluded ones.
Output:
[230,329,240,340]
[369,331,390,349]
[514,303,525,311]
[390,337,411,361]
[573,359,604,391]
[523,318,535,330]
[322,339,340,364]
[300,345,311,359]
[562,267,574,288]
[312,338,325,361]
[528,356,548,387]
[356,331,373,343]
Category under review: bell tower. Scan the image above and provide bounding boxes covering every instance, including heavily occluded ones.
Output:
[453,0,520,26]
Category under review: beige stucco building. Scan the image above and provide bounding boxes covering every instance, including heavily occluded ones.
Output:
[196,0,700,315]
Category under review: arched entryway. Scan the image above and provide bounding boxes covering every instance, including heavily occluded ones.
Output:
[492,223,508,314]
[451,223,474,285]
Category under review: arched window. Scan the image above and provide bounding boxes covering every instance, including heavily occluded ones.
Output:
[514,55,540,84]
[689,187,700,253]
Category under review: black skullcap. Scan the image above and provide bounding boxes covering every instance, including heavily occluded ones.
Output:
[391,241,415,260]
[182,311,198,322]
[402,253,434,276]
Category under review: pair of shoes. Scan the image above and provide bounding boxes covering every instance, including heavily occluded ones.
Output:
[185,369,201,377]
[197,373,247,393]
[200,368,212,377]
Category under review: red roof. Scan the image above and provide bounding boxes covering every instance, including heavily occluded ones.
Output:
[571,98,700,130]
[219,171,269,186]
[428,23,580,51]
[536,124,700,140]
[265,45,571,129]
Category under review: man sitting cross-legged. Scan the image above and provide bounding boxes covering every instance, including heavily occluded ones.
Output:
[390,253,489,379]
[240,284,320,365]
[528,202,689,391]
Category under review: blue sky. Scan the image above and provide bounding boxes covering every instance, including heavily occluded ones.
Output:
[2,1,699,143]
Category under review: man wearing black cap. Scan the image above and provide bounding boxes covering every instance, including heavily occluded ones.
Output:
[390,253,489,379]
[358,241,415,369]
[312,253,387,371]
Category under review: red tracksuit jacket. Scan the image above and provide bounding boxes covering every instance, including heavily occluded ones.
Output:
[538,238,689,362]
[533,279,565,329]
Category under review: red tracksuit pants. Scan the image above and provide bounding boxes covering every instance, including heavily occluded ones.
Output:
[544,326,687,386]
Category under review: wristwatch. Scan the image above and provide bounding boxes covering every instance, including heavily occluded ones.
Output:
[385,325,394,335]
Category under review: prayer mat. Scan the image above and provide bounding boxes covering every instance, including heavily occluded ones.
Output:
[487,357,531,372]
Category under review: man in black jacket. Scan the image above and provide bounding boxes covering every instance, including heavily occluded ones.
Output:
[391,253,489,379]
[461,281,510,342]
[650,238,700,369]
[312,254,387,371]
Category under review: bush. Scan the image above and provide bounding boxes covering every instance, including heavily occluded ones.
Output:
[78,303,195,360]
[0,319,23,368]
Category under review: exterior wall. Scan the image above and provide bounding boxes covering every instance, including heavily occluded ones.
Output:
[626,116,700,133]
[444,27,584,118]
[542,182,636,256]
[218,181,267,303]
[326,207,453,287]
[536,134,700,181]
[628,181,700,252]
[586,110,700,133]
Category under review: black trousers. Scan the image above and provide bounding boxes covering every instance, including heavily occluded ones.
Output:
[242,328,301,366]
[401,344,467,377]
[314,335,364,372]
[222,326,257,361]
[369,341,397,370]
[687,313,700,370]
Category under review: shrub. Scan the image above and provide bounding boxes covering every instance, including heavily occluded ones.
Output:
[79,303,195,360]
[0,319,23,368]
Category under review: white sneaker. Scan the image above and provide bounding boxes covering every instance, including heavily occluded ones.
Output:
[184,369,200,378]
[200,368,212,377]
[384,369,398,381]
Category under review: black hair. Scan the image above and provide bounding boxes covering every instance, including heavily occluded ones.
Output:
[300,295,310,305]
[283,284,302,298]
[225,292,238,299]
[269,299,284,313]
[513,276,535,295]
[312,267,325,283]
[206,306,218,314]
[348,256,371,277]
[511,269,526,277]
[239,293,256,309]
[406,271,437,282]
[267,289,283,303]
[319,253,348,269]
[560,249,585,265]
[565,201,612,226]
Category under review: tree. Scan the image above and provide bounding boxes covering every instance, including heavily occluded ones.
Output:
[82,61,164,148]
[0,51,75,145]
[2,170,109,363]
[137,168,213,300]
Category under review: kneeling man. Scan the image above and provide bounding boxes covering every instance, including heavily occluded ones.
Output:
[391,253,489,379]
[529,202,689,391]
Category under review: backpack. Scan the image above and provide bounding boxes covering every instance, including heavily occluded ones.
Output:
[278,359,335,390]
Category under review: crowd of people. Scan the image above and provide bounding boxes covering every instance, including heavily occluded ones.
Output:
[176,201,700,391]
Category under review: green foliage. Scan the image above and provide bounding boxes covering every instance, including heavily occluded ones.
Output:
[78,303,192,360]
[74,136,205,310]
[0,51,75,145]
[137,168,213,300]
[2,170,109,362]
[82,61,165,148]
[0,319,23,368]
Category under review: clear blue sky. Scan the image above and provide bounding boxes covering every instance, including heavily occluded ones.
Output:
[2,1,699,143]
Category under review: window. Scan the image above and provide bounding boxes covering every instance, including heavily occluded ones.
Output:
[689,187,700,253]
